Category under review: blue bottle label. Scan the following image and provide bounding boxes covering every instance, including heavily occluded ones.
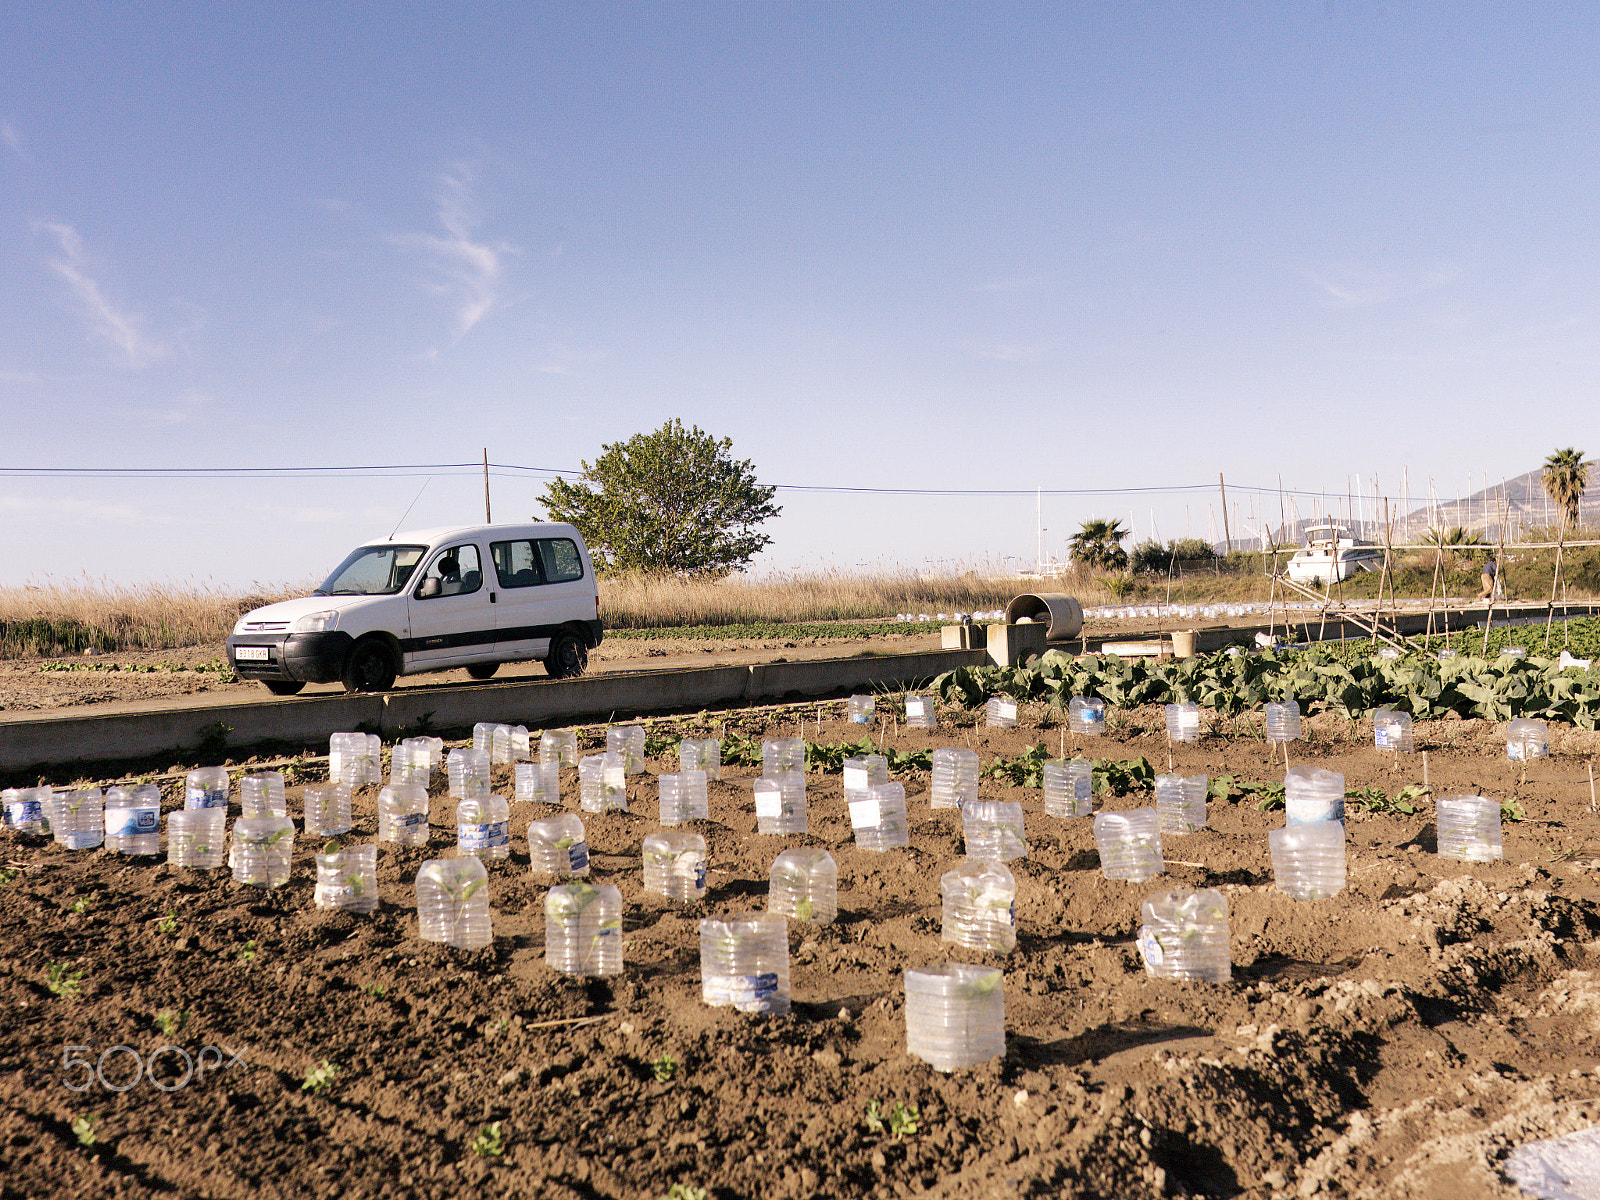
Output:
[567,842,590,871]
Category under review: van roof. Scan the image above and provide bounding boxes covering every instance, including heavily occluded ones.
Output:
[377,521,579,546]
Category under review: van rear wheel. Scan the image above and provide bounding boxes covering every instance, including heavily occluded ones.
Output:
[263,681,306,696]
[342,640,397,693]
[545,631,588,679]
[466,663,499,681]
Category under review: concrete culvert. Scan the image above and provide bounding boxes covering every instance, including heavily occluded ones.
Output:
[1005,594,1084,641]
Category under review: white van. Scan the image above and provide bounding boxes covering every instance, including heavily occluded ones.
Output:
[226,522,603,695]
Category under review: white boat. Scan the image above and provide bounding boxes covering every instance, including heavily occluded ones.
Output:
[1284,523,1385,585]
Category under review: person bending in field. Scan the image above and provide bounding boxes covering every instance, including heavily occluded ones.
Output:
[1480,557,1499,600]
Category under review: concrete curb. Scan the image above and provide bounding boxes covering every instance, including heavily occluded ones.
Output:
[0,649,987,775]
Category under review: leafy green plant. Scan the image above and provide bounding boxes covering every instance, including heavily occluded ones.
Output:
[46,962,84,1000]
[70,1114,96,1147]
[196,721,232,757]
[471,1121,506,1157]
[236,940,257,963]
[1344,786,1420,816]
[651,1053,678,1083]
[0,866,17,887]
[155,1009,187,1039]
[661,1184,708,1200]
[301,1060,338,1094]
[865,1098,921,1139]
[156,909,178,934]
[361,983,388,999]
[1502,799,1527,823]
[70,897,90,915]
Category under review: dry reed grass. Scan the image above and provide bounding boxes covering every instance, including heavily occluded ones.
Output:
[0,577,307,658]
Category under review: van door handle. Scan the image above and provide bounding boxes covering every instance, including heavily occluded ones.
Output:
[490,593,496,603]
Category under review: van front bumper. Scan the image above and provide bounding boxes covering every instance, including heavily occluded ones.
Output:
[226,632,353,684]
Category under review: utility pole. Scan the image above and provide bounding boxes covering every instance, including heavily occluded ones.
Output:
[483,448,492,524]
[1219,473,1232,553]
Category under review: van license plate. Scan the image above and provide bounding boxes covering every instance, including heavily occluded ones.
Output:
[236,646,270,662]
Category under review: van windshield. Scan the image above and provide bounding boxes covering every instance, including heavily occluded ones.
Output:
[314,545,427,596]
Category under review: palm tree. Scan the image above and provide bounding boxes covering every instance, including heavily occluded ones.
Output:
[1069,518,1129,571]
[1541,448,1589,532]
[1423,526,1485,548]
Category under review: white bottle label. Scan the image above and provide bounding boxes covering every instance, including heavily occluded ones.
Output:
[843,766,869,792]
[754,793,782,819]
[998,701,1017,721]
[849,799,881,829]
[905,699,924,718]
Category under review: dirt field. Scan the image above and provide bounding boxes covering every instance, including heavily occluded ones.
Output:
[6,696,1600,1199]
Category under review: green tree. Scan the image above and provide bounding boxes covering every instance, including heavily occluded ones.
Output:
[1542,447,1589,532]
[1068,518,1129,571]
[538,420,781,576]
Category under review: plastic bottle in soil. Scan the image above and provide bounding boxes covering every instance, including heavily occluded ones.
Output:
[753,769,807,835]
[329,732,381,788]
[1068,696,1106,736]
[1154,774,1208,835]
[545,883,623,976]
[472,722,500,755]
[527,812,590,878]
[1268,821,1346,900]
[903,693,937,730]
[1373,709,1415,752]
[1093,808,1164,882]
[1264,700,1302,744]
[941,860,1017,954]
[377,783,430,846]
[1507,718,1549,761]
[304,783,353,838]
[843,754,888,807]
[931,748,980,810]
[457,793,511,860]
[494,724,531,765]
[642,831,708,903]
[768,849,837,924]
[578,752,628,812]
[678,737,722,781]
[392,738,440,786]
[539,730,579,768]
[416,856,493,949]
[606,724,647,774]
[659,770,710,825]
[848,695,875,724]
[761,737,806,777]
[514,761,561,806]
[904,963,1005,1072]
[961,800,1027,862]
[185,767,230,810]
[985,696,1018,729]
[1285,765,1345,826]
[1137,888,1231,982]
[3,786,49,834]
[851,781,910,852]
[104,785,159,854]
[1436,795,1504,862]
[231,815,294,888]
[1501,646,1528,661]
[700,912,790,1014]
[1043,760,1094,818]
[447,748,492,800]
[49,789,104,850]
[166,807,225,868]
[1165,703,1203,743]
[314,842,379,914]
[239,772,286,819]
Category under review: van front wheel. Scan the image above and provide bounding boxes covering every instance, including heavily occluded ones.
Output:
[342,640,397,693]
[545,631,588,679]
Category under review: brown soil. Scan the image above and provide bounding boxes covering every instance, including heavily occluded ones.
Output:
[0,632,944,715]
[6,703,1600,1198]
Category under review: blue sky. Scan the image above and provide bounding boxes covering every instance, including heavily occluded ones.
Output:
[3,4,1597,588]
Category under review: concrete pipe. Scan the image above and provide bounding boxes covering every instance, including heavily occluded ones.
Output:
[1004,594,1085,641]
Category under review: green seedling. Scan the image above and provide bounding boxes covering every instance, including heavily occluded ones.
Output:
[237,940,258,963]
[661,1185,708,1200]
[71,897,90,915]
[301,1060,338,1094]
[651,1053,678,1083]
[156,910,178,934]
[155,1009,187,1038]
[362,983,388,999]
[70,1114,96,1147]
[471,1121,505,1157]
[865,1098,920,1139]
[1502,799,1527,823]
[46,962,84,1000]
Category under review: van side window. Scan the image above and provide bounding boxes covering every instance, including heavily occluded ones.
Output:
[417,544,482,598]
[490,540,543,589]
[537,538,585,583]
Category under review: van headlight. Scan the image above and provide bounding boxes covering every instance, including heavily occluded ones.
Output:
[291,611,339,633]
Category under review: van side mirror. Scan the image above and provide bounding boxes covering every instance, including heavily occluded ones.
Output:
[418,577,441,599]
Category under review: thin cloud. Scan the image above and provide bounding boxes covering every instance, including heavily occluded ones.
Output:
[1,120,23,159]
[0,494,146,525]
[1308,265,1461,309]
[35,221,169,367]
[142,388,207,426]
[395,166,513,344]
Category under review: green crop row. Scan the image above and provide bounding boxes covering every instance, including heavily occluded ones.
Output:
[931,639,1600,728]
[607,621,940,642]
